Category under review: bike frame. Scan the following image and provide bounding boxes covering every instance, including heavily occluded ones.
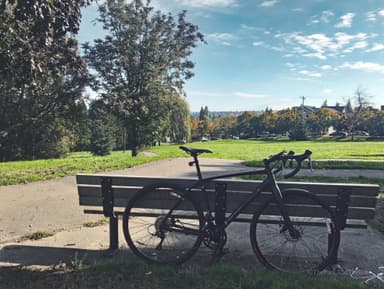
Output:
[188,161,294,232]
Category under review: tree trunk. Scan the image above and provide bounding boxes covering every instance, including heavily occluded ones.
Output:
[131,146,138,157]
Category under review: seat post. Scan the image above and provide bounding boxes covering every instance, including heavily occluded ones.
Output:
[193,154,203,180]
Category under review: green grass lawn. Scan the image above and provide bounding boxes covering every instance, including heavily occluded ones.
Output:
[161,139,384,162]
[1,139,383,186]
[0,261,368,289]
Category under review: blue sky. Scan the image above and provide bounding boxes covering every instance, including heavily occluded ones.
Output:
[78,0,384,112]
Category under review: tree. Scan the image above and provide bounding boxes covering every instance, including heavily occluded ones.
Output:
[321,100,328,107]
[276,109,298,135]
[289,106,308,140]
[209,114,236,139]
[308,108,339,135]
[83,0,204,156]
[167,95,191,143]
[344,87,372,139]
[236,111,253,138]
[260,108,278,133]
[88,100,118,156]
[0,0,89,161]
[197,105,210,138]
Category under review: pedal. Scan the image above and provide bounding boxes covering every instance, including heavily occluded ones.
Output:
[210,247,229,264]
[212,247,229,258]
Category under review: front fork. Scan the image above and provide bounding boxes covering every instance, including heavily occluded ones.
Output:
[269,174,301,239]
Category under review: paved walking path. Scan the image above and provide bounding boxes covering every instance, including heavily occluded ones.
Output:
[298,168,383,178]
[0,157,383,271]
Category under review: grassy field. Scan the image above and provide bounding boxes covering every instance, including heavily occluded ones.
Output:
[163,138,384,163]
[1,139,384,186]
[0,260,368,289]
[1,139,383,288]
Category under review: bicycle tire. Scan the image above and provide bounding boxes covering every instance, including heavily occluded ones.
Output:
[250,189,340,273]
[123,183,204,264]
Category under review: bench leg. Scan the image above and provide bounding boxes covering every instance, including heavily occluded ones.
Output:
[109,216,118,250]
[328,233,341,265]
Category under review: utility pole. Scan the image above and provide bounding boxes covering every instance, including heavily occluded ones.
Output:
[301,96,306,106]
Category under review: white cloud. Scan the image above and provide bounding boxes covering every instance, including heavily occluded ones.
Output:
[176,0,237,7]
[206,33,237,45]
[260,0,279,7]
[234,92,268,98]
[277,32,332,59]
[252,41,264,47]
[286,62,296,69]
[368,43,384,52]
[299,70,322,78]
[343,41,368,53]
[189,90,227,97]
[271,46,284,52]
[335,13,355,28]
[323,89,333,94]
[189,90,269,99]
[334,32,367,48]
[321,65,332,70]
[340,61,384,73]
[379,9,384,16]
[310,10,334,24]
[276,32,372,59]
[366,11,377,21]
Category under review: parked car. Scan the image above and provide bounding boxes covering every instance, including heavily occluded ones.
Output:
[352,130,369,136]
[330,131,348,137]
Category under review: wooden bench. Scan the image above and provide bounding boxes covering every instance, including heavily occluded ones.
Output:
[76,174,380,262]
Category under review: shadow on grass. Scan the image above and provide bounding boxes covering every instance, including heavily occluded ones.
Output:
[0,247,367,289]
[0,245,107,267]
[349,154,384,158]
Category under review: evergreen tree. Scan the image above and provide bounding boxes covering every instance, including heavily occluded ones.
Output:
[88,100,116,156]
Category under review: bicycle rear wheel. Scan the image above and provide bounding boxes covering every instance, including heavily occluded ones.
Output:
[123,184,204,264]
[250,189,340,273]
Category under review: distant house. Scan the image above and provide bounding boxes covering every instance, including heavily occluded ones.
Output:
[322,105,345,114]
[292,105,350,116]
[292,105,318,116]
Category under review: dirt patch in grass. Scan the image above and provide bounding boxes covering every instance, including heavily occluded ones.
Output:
[83,218,109,228]
[26,230,55,241]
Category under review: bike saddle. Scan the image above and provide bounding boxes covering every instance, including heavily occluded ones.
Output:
[179,146,213,156]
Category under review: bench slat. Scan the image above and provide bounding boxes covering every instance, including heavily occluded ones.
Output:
[82,209,369,229]
[76,174,380,197]
[79,195,376,219]
[78,186,378,208]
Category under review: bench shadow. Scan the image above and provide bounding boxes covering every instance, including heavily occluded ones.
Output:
[0,244,112,266]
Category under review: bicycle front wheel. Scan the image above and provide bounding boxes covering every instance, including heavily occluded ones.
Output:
[250,189,340,273]
[123,184,204,264]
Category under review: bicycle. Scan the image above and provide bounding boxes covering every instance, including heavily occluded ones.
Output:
[122,146,340,273]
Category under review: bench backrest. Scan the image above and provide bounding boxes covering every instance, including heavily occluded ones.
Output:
[77,174,379,223]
